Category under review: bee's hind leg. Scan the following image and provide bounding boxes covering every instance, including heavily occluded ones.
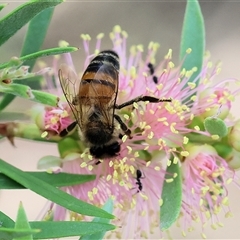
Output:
[59,121,77,137]
[114,114,132,139]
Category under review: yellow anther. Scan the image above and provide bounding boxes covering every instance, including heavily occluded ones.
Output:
[180,151,189,157]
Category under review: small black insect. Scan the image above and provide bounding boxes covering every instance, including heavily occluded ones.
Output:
[135,169,144,193]
[147,63,158,84]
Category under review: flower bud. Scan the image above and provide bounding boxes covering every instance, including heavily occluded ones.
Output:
[58,137,81,159]
[228,119,240,152]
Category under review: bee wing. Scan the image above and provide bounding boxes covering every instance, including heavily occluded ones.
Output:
[79,63,119,126]
[58,64,82,127]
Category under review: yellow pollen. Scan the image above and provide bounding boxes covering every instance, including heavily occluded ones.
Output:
[127,146,132,154]
[59,40,69,47]
[130,66,137,78]
[163,121,169,126]
[109,160,114,167]
[186,48,192,54]
[217,222,224,227]
[113,25,121,33]
[157,83,163,90]
[168,61,174,68]
[159,198,163,206]
[134,152,139,157]
[88,154,93,160]
[183,136,189,144]
[141,210,146,217]
[190,114,194,120]
[170,123,178,133]
[201,233,207,239]
[148,41,154,50]
[41,131,48,138]
[61,110,68,118]
[139,110,144,115]
[191,188,195,194]
[96,33,104,39]
[88,165,93,171]
[211,224,217,230]
[92,187,98,194]
[129,165,135,174]
[148,131,154,139]
[133,102,138,109]
[207,61,213,68]
[154,166,161,171]
[222,197,229,205]
[106,174,112,181]
[167,159,171,166]
[80,162,87,168]
[191,95,197,101]
[122,30,128,38]
[122,135,128,143]
[119,180,125,186]
[188,82,196,89]
[199,198,203,206]
[153,42,160,51]
[157,117,167,122]
[182,231,186,237]
[149,109,154,114]
[225,211,233,218]
[194,125,200,131]
[137,44,144,52]
[166,48,172,59]
[173,173,178,178]
[123,114,129,120]
[226,178,233,184]
[130,45,136,55]
[211,135,220,140]
[166,178,173,183]
[88,191,93,201]
[146,161,151,167]
[173,157,179,164]
[180,151,189,157]
[45,124,50,129]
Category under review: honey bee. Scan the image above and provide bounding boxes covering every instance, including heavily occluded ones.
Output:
[59,50,171,161]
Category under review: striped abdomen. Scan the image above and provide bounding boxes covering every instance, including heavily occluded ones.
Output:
[78,50,119,105]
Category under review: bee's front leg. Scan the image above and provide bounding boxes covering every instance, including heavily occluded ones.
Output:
[59,121,77,137]
[114,114,132,139]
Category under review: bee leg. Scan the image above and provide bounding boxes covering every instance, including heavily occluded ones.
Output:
[59,121,77,137]
[114,114,132,138]
[115,95,172,109]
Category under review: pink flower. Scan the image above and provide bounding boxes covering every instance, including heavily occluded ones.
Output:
[38,26,240,239]
[180,144,239,238]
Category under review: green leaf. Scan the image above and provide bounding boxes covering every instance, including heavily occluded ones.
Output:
[180,0,205,88]
[29,221,115,239]
[0,172,96,189]
[13,202,33,240]
[0,211,15,228]
[160,161,182,230]
[0,228,39,240]
[0,3,7,12]
[0,47,78,70]
[0,2,60,111]
[0,159,114,219]
[0,83,60,107]
[80,198,114,240]
[0,0,62,47]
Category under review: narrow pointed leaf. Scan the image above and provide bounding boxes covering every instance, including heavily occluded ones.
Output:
[80,198,114,240]
[0,3,7,12]
[160,162,182,230]
[13,202,32,240]
[0,172,96,189]
[0,159,114,219]
[0,211,15,228]
[0,47,78,70]
[0,2,60,111]
[29,221,115,239]
[0,0,62,46]
[180,0,205,88]
[0,228,39,240]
